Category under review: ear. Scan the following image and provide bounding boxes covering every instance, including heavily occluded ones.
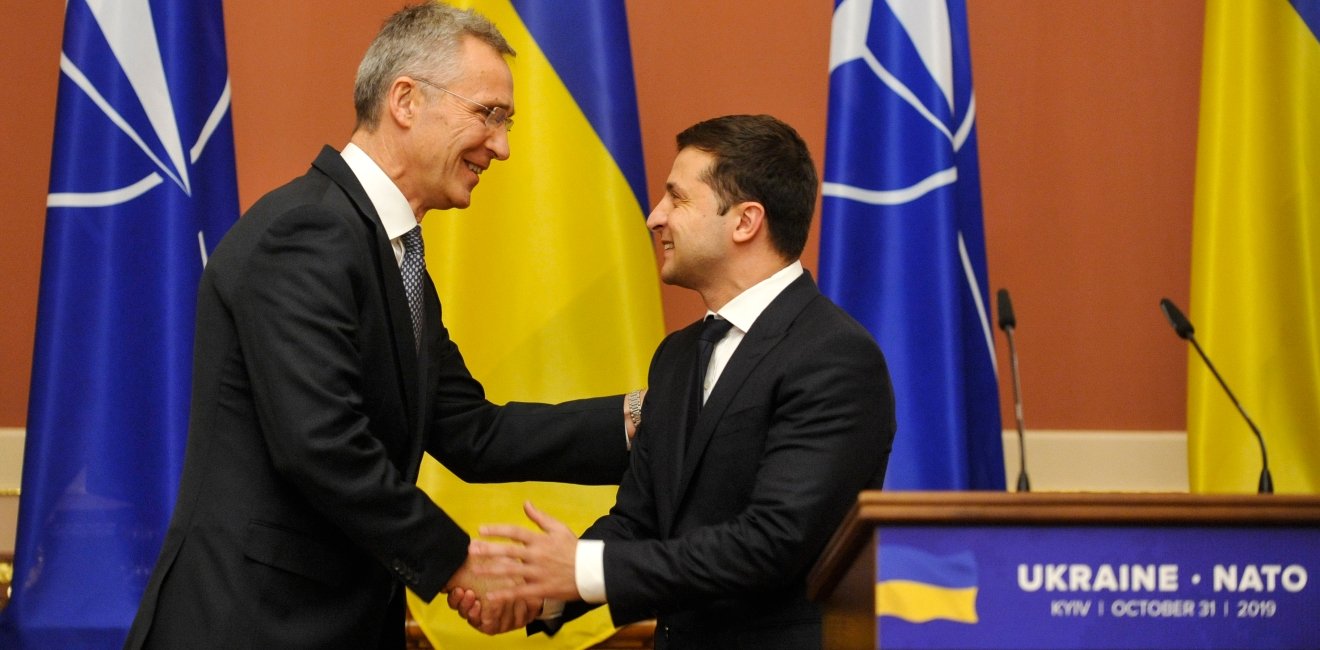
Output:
[385,77,423,128]
[730,201,766,245]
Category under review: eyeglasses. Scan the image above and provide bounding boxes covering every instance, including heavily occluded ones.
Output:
[413,77,513,132]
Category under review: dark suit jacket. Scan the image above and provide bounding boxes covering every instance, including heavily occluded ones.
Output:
[541,272,895,649]
[124,146,628,649]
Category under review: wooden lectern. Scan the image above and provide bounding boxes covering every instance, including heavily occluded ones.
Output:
[807,492,1320,650]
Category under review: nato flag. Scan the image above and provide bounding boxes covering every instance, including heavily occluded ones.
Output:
[1,0,238,646]
[820,0,1005,490]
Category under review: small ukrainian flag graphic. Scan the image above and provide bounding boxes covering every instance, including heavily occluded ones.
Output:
[876,545,979,624]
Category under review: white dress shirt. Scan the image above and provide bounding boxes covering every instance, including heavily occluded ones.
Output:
[340,143,416,267]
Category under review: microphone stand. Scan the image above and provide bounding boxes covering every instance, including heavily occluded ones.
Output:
[1185,335,1274,494]
[997,288,1030,492]
[1003,324,1031,492]
[1160,298,1273,494]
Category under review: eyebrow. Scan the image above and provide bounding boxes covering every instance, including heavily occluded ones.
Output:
[475,93,512,112]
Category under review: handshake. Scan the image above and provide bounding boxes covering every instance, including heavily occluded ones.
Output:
[445,389,644,634]
[443,501,584,635]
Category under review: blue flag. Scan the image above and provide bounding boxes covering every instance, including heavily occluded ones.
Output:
[820,0,1004,490]
[1,0,238,646]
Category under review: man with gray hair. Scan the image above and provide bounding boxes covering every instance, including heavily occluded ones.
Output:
[125,3,634,647]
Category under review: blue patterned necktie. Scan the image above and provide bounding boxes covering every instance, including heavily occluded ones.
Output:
[400,225,425,352]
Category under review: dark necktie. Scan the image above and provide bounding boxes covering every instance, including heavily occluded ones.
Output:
[688,315,734,440]
[400,226,425,352]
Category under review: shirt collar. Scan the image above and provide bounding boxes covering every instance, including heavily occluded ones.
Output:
[708,260,804,334]
[340,143,416,241]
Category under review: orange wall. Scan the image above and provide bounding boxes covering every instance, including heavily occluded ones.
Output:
[0,1,1203,432]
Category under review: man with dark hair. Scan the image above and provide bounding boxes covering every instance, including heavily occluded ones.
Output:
[454,114,897,649]
[124,3,636,647]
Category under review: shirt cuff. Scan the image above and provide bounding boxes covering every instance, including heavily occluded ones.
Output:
[575,539,608,604]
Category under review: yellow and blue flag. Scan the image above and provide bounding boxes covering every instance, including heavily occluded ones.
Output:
[876,545,979,624]
[820,0,1004,489]
[0,0,238,645]
[1188,0,1320,494]
[410,1,663,648]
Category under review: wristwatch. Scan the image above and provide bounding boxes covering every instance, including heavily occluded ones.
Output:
[626,389,643,428]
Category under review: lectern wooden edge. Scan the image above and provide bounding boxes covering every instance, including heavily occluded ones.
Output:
[805,491,1320,649]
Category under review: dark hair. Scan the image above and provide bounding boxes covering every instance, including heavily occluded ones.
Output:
[675,114,818,259]
[353,2,514,131]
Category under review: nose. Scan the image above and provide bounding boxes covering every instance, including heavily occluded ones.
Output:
[487,127,511,161]
[646,201,668,232]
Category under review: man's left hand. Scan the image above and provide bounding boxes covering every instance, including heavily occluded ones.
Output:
[469,501,582,602]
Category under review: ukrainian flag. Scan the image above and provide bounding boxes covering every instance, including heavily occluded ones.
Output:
[1188,0,1320,494]
[408,1,663,648]
[876,545,979,624]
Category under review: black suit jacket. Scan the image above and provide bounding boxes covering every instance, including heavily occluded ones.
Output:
[125,147,628,649]
[543,272,895,649]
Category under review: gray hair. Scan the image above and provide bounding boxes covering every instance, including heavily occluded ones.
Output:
[353,2,515,130]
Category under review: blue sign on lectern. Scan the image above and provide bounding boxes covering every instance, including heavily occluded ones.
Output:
[874,526,1319,649]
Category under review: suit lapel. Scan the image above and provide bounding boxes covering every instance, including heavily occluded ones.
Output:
[311,147,423,447]
[666,325,704,500]
[650,329,700,535]
[671,272,821,510]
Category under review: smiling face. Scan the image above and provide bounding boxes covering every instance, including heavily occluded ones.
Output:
[406,35,514,212]
[646,147,733,292]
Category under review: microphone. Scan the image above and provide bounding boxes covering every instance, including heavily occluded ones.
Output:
[1159,298,1273,494]
[997,289,1031,492]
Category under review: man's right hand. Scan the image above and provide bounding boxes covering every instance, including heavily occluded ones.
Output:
[444,556,542,635]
